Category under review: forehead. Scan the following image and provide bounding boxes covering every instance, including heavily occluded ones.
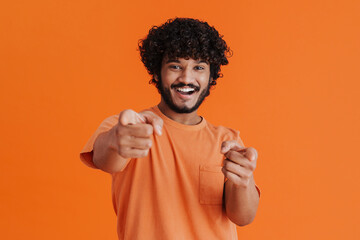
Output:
[162,57,209,65]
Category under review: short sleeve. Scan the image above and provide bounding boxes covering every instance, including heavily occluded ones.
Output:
[80,115,119,169]
[236,132,245,148]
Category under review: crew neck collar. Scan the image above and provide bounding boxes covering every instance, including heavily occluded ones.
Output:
[152,105,206,131]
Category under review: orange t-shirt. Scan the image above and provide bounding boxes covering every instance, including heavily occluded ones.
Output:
[80,106,251,240]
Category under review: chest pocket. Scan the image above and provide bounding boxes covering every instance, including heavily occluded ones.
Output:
[199,165,225,205]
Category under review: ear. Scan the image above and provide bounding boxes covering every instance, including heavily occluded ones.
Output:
[154,74,159,81]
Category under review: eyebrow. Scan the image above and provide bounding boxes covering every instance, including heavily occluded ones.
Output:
[165,59,209,64]
[166,59,180,64]
[197,60,209,64]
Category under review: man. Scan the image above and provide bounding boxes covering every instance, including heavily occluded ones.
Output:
[80,18,260,240]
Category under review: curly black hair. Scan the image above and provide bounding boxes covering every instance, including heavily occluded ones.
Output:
[138,18,232,90]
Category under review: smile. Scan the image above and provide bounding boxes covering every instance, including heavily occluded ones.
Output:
[175,87,196,95]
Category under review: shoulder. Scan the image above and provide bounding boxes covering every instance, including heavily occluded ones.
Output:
[205,121,240,141]
[99,114,119,128]
[140,106,159,115]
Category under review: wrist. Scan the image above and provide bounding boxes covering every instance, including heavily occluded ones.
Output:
[229,176,255,191]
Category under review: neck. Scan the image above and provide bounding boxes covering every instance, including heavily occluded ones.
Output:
[157,102,202,125]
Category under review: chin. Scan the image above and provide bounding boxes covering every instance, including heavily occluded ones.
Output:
[170,104,199,114]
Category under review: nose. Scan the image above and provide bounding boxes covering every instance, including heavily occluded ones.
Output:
[178,66,195,84]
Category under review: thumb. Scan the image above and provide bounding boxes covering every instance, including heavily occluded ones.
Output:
[139,111,163,136]
[119,109,146,126]
[221,140,245,154]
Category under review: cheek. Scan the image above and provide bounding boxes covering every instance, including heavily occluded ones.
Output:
[161,73,177,86]
[198,73,211,84]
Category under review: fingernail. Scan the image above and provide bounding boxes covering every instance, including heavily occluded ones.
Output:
[138,115,145,123]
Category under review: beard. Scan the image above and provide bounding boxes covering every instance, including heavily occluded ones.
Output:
[158,79,211,114]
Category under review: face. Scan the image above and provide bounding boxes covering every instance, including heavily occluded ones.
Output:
[158,57,211,114]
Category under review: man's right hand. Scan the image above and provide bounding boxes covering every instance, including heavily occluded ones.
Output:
[112,109,163,159]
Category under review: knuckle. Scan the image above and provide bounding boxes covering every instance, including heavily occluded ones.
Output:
[250,163,257,171]
[221,168,228,177]
[115,125,126,136]
[228,151,236,160]
[117,148,127,158]
[144,125,153,136]
[240,181,248,188]
[116,138,123,147]
[235,177,248,188]
[247,163,255,171]
[141,149,149,157]
[234,178,242,186]
[245,172,253,179]
[153,114,162,123]
[145,139,152,148]
[117,136,126,146]
[115,126,121,136]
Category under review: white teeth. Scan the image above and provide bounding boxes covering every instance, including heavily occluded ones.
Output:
[176,87,195,92]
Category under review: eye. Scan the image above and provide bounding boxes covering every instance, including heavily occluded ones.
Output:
[169,65,181,70]
[194,66,205,70]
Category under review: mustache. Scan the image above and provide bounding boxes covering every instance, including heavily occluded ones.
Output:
[171,83,200,91]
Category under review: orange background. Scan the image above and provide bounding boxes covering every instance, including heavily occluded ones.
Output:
[1,0,359,239]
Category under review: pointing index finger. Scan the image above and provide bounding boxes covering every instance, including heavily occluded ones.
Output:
[244,147,258,162]
[119,109,146,126]
[139,111,163,136]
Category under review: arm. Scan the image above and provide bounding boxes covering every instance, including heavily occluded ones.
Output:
[221,141,260,226]
[92,109,163,174]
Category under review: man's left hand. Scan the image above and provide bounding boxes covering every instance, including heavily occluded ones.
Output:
[221,140,258,188]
